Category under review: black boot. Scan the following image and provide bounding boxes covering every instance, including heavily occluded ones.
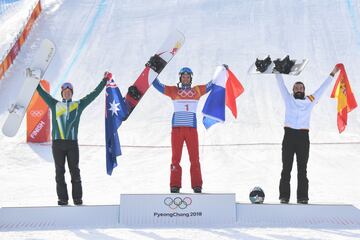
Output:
[58,199,68,206]
[170,186,180,193]
[73,199,83,205]
[297,199,308,204]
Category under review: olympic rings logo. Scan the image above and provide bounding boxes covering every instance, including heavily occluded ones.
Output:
[178,89,196,98]
[30,110,43,117]
[164,197,192,210]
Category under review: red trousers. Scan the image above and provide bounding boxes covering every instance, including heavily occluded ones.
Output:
[170,127,202,189]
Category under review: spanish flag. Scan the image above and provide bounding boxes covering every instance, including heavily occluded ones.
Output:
[330,64,357,133]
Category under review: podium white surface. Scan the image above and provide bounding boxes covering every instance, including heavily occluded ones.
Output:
[120,193,236,227]
[236,203,360,228]
[0,205,119,231]
[1,195,360,231]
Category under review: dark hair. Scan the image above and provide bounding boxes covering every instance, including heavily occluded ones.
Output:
[293,81,305,91]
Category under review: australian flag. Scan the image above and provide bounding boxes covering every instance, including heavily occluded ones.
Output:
[105,79,128,175]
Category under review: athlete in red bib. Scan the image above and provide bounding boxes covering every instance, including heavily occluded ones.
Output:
[152,67,213,193]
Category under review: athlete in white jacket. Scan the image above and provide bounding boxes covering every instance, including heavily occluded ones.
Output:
[276,66,339,204]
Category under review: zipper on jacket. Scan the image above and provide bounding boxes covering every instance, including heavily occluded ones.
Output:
[66,100,70,137]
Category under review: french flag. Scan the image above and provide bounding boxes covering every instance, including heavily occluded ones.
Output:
[202,65,244,129]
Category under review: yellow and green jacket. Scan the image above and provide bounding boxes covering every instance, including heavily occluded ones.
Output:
[36,80,106,140]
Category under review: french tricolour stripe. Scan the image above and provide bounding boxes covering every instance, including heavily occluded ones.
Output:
[202,65,244,129]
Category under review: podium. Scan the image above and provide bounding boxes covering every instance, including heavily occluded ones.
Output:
[2,194,360,231]
[120,193,236,227]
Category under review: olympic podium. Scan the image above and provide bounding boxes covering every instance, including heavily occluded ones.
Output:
[120,193,236,227]
[2,195,360,231]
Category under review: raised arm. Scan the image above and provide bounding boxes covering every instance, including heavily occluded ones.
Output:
[311,66,340,103]
[275,74,291,102]
[152,78,166,94]
[36,83,58,107]
[79,78,107,110]
[152,78,177,98]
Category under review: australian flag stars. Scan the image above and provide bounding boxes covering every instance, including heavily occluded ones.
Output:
[105,77,128,175]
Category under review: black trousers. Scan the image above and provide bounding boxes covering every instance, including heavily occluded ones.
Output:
[52,140,82,201]
[279,127,310,201]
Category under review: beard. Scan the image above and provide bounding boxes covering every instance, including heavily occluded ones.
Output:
[294,92,305,99]
[180,82,191,89]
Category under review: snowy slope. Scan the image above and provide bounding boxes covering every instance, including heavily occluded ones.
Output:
[0,0,360,239]
[0,0,39,58]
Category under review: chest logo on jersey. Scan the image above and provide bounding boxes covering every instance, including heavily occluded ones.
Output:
[177,89,196,98]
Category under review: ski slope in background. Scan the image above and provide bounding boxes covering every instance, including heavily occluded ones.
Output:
[0,0,38,57]
[0,0,360,239]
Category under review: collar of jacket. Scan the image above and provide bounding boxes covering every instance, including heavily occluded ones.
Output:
[62,99,73,103]
[181,84,191,90]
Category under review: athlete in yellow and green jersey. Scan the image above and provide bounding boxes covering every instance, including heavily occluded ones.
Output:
[36,73,109,206]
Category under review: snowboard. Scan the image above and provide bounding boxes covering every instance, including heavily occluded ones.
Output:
[249,55,308,76]
[124,30,185,117]
[2,39,56,137]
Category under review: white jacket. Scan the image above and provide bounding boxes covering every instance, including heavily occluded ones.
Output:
[276,74,333,130]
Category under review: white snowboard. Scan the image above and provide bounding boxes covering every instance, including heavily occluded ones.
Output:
[249,57,308,76]
[2,39,56,137]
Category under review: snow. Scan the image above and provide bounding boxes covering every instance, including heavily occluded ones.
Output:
[0,0,360,239]
[0,0,38,59]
